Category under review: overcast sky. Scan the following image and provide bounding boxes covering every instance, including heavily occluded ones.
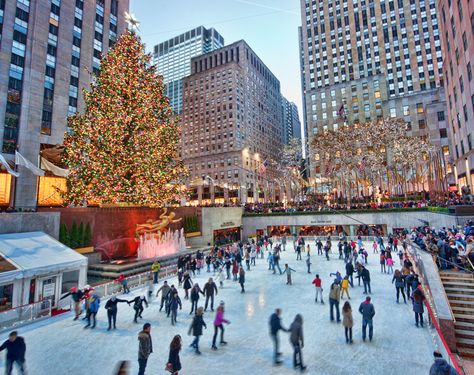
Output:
[130,0,303,119]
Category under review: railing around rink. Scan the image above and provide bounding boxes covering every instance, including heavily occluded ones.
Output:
[0,299,52,332]
[90,264,179,299]
[406,241,463,374]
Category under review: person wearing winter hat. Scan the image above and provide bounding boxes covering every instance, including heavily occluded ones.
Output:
[60,286,84,320]
[128,295,148,323]
[429,351,457,375]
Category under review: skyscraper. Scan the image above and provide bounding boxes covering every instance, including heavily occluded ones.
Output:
[299,0,449,181]
[281,97,302,144]
[0,0,129,208]
[181,40,285,204]
[153,26,224,114]
[438,0,474,190]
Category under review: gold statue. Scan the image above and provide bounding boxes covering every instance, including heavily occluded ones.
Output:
[136,208,182,237]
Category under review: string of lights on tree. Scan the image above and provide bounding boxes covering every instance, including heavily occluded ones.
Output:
[63,30,187,206]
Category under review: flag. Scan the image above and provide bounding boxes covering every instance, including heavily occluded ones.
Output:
[15,151,44,176]
[258,159,268,174]
[358,157,366,172]
[337,104,345,117]
[0,155,19,177]
[40,157,69,177]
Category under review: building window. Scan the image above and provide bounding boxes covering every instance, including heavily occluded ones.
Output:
[418,119,426,129]
[437,111,445,121]
[440,128,448,138]
[416,103,424,113]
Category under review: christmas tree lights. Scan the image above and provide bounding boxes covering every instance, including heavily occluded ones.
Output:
[64,31,187,206]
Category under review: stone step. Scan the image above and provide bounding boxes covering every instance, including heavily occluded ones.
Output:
[457,337,474,350]
[454,314,474,324]
[451,306,474,314]
[440,271,474,280]
[455,321,474,332]
[455,329,474,340]
[458,347,474,359]
[442,280,474,288]
[450,299,474,308]
[447,294,474,302]
[444,287,474,296]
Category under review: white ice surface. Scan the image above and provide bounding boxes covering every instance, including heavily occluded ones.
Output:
[0,242,437,375]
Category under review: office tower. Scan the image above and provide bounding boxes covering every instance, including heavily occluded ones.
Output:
[182,40,284,204]
[299,0,449,181]
[153,26,224,114]
[438,0,474,189]
[0,0,129,208]
[282,97,302,144]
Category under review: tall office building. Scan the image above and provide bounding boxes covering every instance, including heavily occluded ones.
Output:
[181,40,285,204]
[153,26,224,114]
[299,0,449,180]
[281,97,302,144]
[438,0,474,190]
[0,0,129,208]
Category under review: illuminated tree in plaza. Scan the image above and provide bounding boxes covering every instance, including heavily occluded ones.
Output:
[64,31,187,206]
[310,117,438,200]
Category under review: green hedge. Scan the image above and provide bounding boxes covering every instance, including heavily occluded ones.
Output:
[59,221,92,248]
[183,215,200,233]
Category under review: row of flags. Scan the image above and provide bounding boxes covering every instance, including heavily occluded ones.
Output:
[0,151,68,178]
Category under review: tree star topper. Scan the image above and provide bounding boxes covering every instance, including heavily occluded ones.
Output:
[125,11,140,31]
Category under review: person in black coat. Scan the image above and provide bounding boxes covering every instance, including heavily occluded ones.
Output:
[269,308,288,365]
[361,267,371,294]
[0,331,26,374]
[183,273,193,300]
[129,296,148,323]
[189,283,204,315]
[203,278,218,311]
[188,307,207,354]
[105,296,128,330]
[345,262,354,287]
[167,335,182,374]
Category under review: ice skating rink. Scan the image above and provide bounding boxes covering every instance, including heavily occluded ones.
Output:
[1,242,437,375]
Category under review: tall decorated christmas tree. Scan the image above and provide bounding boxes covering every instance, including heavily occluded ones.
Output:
[64,30,187,206]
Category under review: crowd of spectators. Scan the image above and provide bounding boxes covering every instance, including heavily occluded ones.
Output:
[411,221,474,271]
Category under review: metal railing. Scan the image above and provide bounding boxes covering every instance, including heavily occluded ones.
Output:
[0,300,51,332]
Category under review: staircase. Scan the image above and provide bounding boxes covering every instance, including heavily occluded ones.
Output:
[440,271,474,359]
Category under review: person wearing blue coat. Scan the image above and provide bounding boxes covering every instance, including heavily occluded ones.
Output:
[85,294,100,329]
[411,287,425,327]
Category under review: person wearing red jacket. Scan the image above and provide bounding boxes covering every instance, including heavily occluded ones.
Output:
[115,274,130,294]
[312,274,324,304]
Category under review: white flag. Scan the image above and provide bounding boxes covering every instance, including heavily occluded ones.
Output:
[15,151,44,176]
[40,157,68,177]
[0,155,19,177]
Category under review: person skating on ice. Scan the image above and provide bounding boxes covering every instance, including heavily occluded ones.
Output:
[129,295,148,323]
[269,308,288,365]
[341,275,350,299]
[211,301,230,350]
[169,291,182,326]
[306,254,312,274]
[156,280,171,312]
[392,269,407,303]
[342,301,353,344]
[60,287,84,321]
[282,264,296,285]
[239,266,246,293]
[359,296,375,342]
[188,307,207,355]
[329,280,341,323]
[189,283,204,315]
[137,323,153,375]
[105,295,128,330]
[203,278,218,311]
[345,261,354,287]
[361,266,371,294]
[411,286,425,327]
[289,314,306,372]
[84,293,100,329]
[312,274,324,304]
[182,272,193,300]
[217,267,225,288]
[166,335,182,375]
[0,331,26,375]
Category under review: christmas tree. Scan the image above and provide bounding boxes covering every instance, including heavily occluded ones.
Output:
[64,31,187,206]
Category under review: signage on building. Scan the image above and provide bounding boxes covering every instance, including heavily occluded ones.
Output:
[221,221,236,228]
[310,220,332,224]
[43,283,55,297]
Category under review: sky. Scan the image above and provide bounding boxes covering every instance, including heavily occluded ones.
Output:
[130,0,303,118]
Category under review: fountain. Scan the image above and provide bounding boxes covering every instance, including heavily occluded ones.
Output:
[137,228,186,259]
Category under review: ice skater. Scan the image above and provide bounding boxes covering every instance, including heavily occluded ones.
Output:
[116,274,130,294]
[312,274,324,304]
[341,276,350,299]
[60,287,84,320]
[129,295,148,323]
[282,264,296,285]
[169,291,182,325]
[167,335,182,375]
[359,296,375,341]
[211,301,230,350]
[306,254,312,274]
[269,308,288,365]
[392,270,407,303]
[0,331,26,375]
[289,314,306,371]
[156,281,171,312]
[411,287,425,327]
[189,283,204,315]
[188,307,207,354]
[203,278,218,311]
[329,280,341,322]
[84,293,100,329]
[239,267,246,293]
[104,295,128,330]
[217,267,225,288]
[183,272,193,300]
[342,301,353,344]
[137,323,153,375]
